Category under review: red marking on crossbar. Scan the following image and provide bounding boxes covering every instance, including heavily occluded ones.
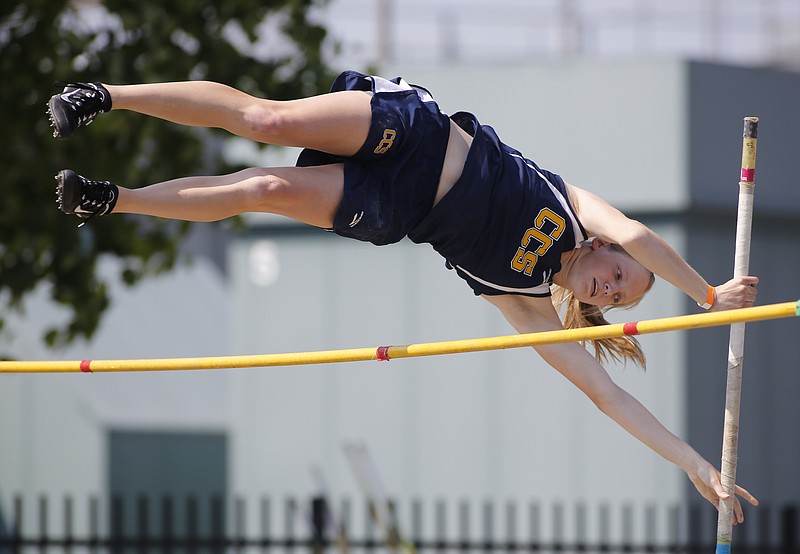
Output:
[376,346,391,361]
[623,322,640,336]
[740,168,755,182]
[80,360,93,373]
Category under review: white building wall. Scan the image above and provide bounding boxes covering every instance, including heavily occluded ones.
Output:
[0,257,230,533]
[384,60,690,212]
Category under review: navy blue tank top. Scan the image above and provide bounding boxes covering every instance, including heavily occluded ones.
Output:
[409,114,587,297]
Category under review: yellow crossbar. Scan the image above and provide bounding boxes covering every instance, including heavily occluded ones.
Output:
[1,301,797,373]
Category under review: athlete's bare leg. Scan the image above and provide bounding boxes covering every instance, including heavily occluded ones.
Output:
[112,164,345,228]
[93,81,374,226]
[105,82,372,156]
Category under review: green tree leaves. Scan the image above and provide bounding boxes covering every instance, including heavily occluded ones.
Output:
[0,0,335,351]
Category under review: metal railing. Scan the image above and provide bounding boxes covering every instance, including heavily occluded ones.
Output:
[0,495,797,554]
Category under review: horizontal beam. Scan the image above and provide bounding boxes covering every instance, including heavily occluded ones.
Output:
[1,300,797,373]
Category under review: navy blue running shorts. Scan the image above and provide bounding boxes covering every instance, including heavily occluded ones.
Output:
[295,70,451,246]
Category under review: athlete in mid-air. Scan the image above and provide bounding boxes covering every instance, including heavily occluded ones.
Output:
[47,71,759,522]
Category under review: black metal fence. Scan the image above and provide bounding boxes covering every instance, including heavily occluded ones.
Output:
[0,495,797,554]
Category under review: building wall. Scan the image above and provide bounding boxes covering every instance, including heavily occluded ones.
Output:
[682,62,800,508]
[686,216,800,510]
[0,256,231,534]
[384,60,690,212]
[687,62,800,215]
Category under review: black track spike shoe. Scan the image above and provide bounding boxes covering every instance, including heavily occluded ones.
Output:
[56,169,119,226]
[47,82,112,139]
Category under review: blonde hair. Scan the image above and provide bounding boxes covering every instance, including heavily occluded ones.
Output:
[551,244,655,369]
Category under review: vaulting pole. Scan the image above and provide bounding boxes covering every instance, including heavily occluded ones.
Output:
[715,116,759,554]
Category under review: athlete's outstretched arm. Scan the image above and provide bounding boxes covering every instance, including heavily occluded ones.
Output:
[483,293,758,523]
[565,183,758,310]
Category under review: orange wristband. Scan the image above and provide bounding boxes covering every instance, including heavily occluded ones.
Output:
[697,285,715,310]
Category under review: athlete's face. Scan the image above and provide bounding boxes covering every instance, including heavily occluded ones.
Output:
[570,240,653,308]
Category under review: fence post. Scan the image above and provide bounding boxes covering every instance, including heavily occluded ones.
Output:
[364,498,375,551]
[211,495,224,554]
[286,497,297,552]
[137,495,149,554]
[111,494,124,554]
[505,501,517,551]
[575,503,587,552]
[63,495,73,554]
[338,497,351,554]
[782,505,798,554]
[37,495,47,554]
[386,499,402,550]
[666,505,680,554]
[12,496,22,554]
[88,495,99,554]
[260,497,271,554]
[311,496,327,554]
[457,499,469,552]
[186,496,198,554]
[410,499,422,551]
[161,495,174,554]
[434,499,446,552]
[235,497,246,554]
[598,503,611,552]
[552,503,564,550]
[482,500,493,553]
[644,504,656,553]
[528,501,541,551]
[621,503,634,553]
